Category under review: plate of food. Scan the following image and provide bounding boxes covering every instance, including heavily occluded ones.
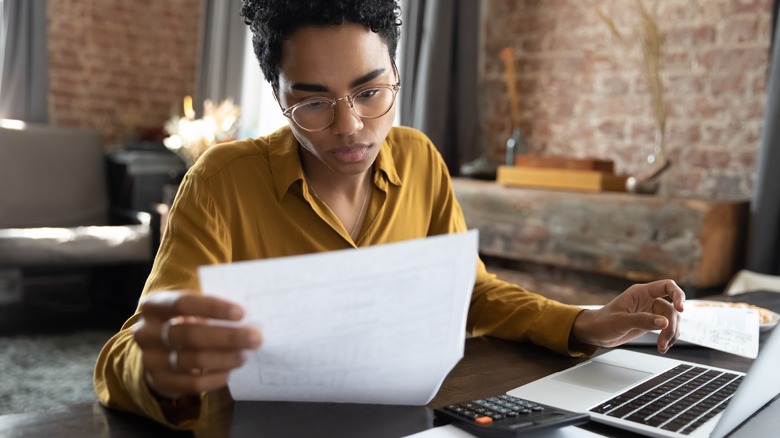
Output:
[686,300,780,332]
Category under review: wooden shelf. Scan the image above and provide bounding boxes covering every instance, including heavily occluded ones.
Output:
[453,178,749,289]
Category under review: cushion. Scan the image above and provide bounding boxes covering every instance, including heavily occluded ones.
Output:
[0,225,151,266]
[0,123,109,228]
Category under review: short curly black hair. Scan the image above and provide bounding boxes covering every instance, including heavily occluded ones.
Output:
[240,1,402,91]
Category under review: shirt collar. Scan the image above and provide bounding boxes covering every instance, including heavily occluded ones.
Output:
[375,135,402,187]
[269,126,305,200]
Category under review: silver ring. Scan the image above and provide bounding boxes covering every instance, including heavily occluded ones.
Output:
[160,319,175,349]
[168,350,179,373]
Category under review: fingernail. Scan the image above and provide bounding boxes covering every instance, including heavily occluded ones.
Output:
[229,306,242,319]
[248,331,261,347]
[655,317,666,327]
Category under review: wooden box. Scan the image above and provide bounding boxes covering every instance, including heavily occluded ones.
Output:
[497,165,629,192]
[514,156,615,173]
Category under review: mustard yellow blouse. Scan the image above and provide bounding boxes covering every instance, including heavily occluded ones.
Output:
[94,126,591,428]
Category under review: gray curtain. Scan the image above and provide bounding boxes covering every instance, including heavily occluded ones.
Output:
[193,0,246,116]
[746,10,780,275]
[773,0,778,52]
[400,0,480,174]
[0,0,48,122]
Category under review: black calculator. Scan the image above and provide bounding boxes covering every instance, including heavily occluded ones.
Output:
[434,394,589,437]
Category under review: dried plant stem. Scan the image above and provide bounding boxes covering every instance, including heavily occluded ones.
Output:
[636,0,667,165]
[594,5,629,49]
[596,0,668,170]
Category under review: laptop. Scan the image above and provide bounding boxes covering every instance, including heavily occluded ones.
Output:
[506,326,780,437]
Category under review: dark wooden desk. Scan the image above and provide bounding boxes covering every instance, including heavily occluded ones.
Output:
[1,291,777,437]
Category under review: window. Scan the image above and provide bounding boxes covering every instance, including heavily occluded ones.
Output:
[238,31,288,139]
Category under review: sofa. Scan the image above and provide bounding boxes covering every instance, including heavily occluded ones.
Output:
[0,121,154,315]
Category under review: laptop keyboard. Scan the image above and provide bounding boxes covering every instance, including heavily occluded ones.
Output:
[590,364,743,435]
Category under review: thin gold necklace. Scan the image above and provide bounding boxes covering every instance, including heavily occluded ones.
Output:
[308,170,372,239]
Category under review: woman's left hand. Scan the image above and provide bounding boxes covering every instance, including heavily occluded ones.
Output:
[571,279,685,354]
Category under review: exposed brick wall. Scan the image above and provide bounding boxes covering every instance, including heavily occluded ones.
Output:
[481,0,774,199]
[47,0,202,147]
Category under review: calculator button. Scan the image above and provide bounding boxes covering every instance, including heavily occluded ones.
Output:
[475,416,492,424]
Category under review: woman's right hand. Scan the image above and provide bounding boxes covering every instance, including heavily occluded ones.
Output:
[133,291,262,400]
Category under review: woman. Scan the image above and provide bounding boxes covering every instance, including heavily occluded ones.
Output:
[94,0,684,429]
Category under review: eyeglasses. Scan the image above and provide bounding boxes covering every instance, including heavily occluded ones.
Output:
[281,80,401,132]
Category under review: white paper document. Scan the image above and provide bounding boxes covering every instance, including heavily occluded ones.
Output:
[199,230,478,404]
[677,305,759,359]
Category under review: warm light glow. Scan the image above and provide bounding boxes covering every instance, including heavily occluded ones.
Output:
[183,96,196,120]
[0,119,27,130]
[164,98,240,167]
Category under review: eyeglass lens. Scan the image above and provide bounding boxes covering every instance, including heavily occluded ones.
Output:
[291,86,397,131]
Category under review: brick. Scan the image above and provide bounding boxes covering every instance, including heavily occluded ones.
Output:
[630,121,659,144]
[736,150,758,169]
[599,96,649,118]
[680,147,732,168]
[749,70,769,96]
[665,96,714,119]
[720,16,761,43]
[708,72,748,96]
[696,47,769,71]
[595,75,630,95]
[743,97,768,119]
[667,167,704,193]
[666,26,713,48]
[662,50,694,71]
[723,0,774,15]
[659,0,699,21]
[668,122,702,145]
[745,121,765,147]
[694,25,718,45]
[701,120,744,146]
[666,73,705,94]
[595,120,626,140]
